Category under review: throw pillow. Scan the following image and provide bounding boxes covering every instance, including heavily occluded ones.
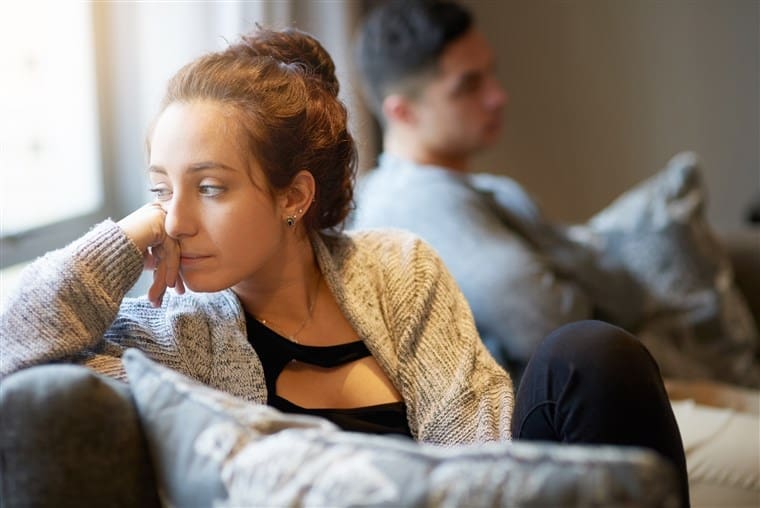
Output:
[122,348,680,508]
[569,152,760,387]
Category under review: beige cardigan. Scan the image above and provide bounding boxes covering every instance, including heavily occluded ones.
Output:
[0,221,513,444]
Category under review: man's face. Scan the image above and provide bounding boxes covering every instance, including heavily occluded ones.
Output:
[410,29,507,163]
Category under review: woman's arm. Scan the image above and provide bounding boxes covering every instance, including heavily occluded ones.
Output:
[1,199,188,380]
[0,221,144,378]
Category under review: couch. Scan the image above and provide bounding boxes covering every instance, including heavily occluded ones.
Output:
[1,230,756,508]
[723,230,760,334]
[664,229,760,508]
[2,353,684,508]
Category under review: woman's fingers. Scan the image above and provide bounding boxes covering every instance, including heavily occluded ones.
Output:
[144,247,159,272]
[148,265,167,307]
[174,274,186,295]
[119,201,183,306]
[162,237,181,289]
[118,202,168,252]
[147,244,166,307]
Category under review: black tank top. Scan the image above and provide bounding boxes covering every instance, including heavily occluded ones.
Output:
[245,313,412,437]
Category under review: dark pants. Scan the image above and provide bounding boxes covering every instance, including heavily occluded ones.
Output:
[512,319,690,508]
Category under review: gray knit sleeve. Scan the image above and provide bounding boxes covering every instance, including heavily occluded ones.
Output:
[0,221,144,379]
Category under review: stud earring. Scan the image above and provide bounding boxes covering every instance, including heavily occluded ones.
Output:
[285,215,296,227]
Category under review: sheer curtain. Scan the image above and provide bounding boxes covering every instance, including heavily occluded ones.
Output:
[94,0,376,219]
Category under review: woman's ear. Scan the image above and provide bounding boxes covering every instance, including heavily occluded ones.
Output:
[279,170,316,223]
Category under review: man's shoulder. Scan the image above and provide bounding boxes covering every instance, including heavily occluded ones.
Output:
[468,172,529,198]
[359,158,469,193]
[354,162,481,225]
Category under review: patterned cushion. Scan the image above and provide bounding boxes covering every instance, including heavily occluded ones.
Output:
[123,348,680,507]
[570,152,760,387]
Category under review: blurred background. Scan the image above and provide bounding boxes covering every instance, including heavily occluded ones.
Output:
[1,0,758,302]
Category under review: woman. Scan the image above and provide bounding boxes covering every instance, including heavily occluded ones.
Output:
[0,27,688,504]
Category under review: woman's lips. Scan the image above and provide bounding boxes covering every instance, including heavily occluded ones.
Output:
[179,254,210,267]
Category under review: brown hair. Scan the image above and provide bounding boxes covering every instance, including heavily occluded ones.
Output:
[152,27,356,232]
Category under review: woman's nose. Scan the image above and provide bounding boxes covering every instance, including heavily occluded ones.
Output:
[162,194,197,239]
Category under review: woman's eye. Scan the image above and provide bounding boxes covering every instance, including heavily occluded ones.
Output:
[199,185,224,197]
[149,187,172,200]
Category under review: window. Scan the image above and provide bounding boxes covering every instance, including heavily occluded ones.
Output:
[0,3,105,276]
[0,1,368,308]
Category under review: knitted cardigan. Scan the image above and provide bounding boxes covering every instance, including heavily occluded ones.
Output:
[0,221,513,445]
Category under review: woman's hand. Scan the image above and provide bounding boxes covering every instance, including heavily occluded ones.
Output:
[117,203,185,307]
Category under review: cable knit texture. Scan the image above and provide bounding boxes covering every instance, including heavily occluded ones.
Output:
[0,220,513,444]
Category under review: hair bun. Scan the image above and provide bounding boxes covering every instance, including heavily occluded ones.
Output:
[239,27,340,96]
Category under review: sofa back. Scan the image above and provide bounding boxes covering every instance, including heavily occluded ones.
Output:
[723,229,760,330]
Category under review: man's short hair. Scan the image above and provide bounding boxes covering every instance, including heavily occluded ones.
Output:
[355,0,473,119]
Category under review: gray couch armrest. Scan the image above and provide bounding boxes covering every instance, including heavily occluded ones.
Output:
[0,364,161,508]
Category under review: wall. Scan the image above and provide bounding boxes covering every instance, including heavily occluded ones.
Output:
[463,0,759,230]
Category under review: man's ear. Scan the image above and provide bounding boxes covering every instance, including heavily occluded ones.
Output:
[279,170,316,222]
[382,93,416,126]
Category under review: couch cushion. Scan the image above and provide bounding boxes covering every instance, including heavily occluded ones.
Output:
[569,152,760,387]
[0,364,161,508]
[123,348,681,508]
[122,348,336,507]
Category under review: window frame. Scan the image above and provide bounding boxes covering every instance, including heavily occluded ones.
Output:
[0,3,117,270]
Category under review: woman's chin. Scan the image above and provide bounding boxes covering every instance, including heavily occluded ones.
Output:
[179,277,228,294]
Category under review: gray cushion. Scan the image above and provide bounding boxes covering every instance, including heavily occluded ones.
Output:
[570,152,760,387]
[0,364,160,508]
[122,348,337,508]
[123,348,681,508]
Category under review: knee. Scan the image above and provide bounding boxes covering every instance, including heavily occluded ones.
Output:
[535,320,659,378]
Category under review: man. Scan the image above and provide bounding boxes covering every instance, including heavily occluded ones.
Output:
[351,3,760,505]
[352,0,760,385]
[351,0,638,376]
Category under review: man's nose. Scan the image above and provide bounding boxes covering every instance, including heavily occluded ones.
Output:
[486,75,509,109]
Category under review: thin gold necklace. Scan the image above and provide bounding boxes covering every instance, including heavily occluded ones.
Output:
[256,272,321,344]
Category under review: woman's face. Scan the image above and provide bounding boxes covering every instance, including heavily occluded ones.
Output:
[148,100,287,292]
